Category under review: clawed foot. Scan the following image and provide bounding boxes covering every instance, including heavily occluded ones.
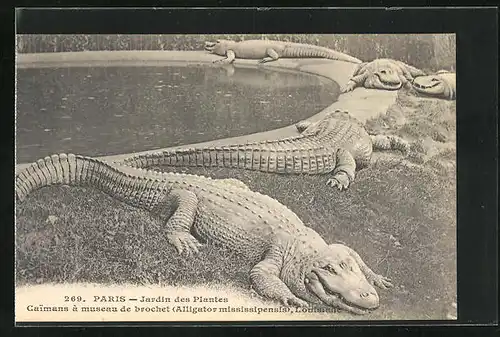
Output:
[258,58,274,64]
[213,59,231,65]
[326,173,350,191]
[341,81,356,93]
[370,274,394,289]
[167,233,203,256]
[281,296,309,308]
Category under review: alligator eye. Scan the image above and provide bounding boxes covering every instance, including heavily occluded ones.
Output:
[380,70,386,74]
[339,262,348,269]
[324,265,337,274]
[431,78,439,82]
[360,292,370,298]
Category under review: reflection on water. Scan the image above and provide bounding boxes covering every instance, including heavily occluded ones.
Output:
[16,65,340,163]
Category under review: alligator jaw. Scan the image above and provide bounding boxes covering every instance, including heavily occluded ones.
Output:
[204,41,217,52]
[305,270,378,315]
[412,80,444,94]
[373,74,402,90]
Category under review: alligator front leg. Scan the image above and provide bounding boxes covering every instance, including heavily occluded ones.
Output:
[258,48,279,64]
[213,50,236,64]
[154,189,202,256]
[397,67,416,88]
[250,248,309,307]
[341,72,368,93]
[326,148,356,191]
[396,61,427,78]
[330,244,393,289]
[341,63,368,93]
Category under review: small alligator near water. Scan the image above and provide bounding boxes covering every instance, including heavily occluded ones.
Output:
[341,59,427,93]
[118,109,410,191]
[16,154,393,314]
[411,70,456,100]
[204,39,362,65]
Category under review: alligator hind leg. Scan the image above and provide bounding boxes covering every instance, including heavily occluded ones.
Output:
[250,248,309,308]
[259,48,279,63]
[214,50,236,64]
[154,189,202,256]
[329,243,393,289]
[327,148,356,191]
[295,120,314,133]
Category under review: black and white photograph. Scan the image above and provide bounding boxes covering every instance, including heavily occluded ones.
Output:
[15,32,458,322]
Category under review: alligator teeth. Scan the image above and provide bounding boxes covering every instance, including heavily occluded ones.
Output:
[414,82,440,89]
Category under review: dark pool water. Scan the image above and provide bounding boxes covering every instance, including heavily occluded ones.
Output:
[16,65,340,163]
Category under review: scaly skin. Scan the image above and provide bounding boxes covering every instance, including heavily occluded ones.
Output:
[341,59,427,93]
[16,153,393,314]
[411,71,456,100]
[204,39,362,64]
[118,110,410,191]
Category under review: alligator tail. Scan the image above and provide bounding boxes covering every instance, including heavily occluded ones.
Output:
[370,135,410,154]
[119,140,334,175]
[283,45,362,64]
[120,146,283,171]
[15,153,149,207]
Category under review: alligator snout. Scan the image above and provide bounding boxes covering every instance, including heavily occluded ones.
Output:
[204,41,216,52]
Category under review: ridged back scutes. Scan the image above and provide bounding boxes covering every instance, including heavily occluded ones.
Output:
[16,153,312,237]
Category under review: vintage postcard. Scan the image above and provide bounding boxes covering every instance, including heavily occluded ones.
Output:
[15,33,457,323]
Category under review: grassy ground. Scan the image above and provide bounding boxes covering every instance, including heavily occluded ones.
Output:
[15,91,456,320]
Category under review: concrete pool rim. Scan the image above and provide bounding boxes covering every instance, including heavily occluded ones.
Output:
[15,50,399,170]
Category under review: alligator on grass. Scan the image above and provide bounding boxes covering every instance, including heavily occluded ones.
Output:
[341,59,428,93]
[16,154,393,314]
[204,39,362,65]
[118,109,410,191]
[411,70,456,100]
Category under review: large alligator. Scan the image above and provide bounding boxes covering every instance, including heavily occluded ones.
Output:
[204,39,362,65]
[16,153,393,314]
[341,59,427,93]
[118,109,410,191]
[411,70,456,100]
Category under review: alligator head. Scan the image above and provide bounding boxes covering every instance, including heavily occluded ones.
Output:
[204,39,231,55]
[363,59,406,90]
[282,242,382,315]
[411,71,456,99]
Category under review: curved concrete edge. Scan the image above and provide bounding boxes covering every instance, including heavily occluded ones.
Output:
[15,51,398,172]
[16,51,354,86]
